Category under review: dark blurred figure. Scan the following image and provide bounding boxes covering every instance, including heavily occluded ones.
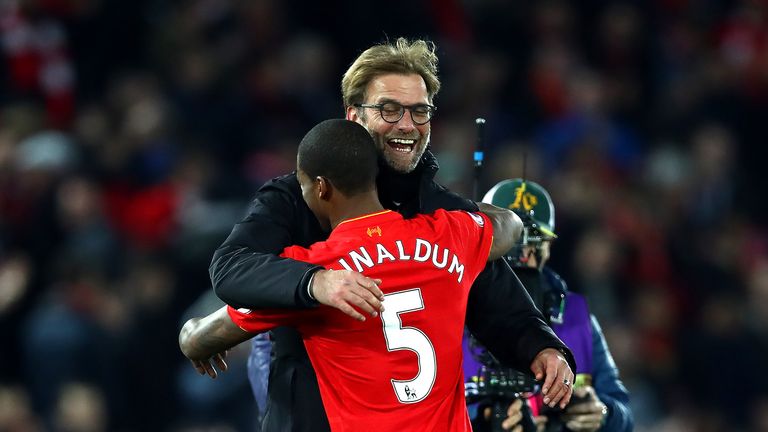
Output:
[0,0,76,127]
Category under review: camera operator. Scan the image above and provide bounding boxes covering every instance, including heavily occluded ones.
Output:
[469,179,633,432]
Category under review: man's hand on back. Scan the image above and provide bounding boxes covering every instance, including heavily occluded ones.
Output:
[311,269,385,321]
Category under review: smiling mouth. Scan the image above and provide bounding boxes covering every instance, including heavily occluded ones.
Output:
[387,138,416,153]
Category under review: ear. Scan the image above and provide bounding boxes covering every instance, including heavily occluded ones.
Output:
[316,176,333,201]
[346,105,359,123]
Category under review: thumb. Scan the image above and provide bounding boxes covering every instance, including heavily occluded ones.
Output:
[530,360,544,380]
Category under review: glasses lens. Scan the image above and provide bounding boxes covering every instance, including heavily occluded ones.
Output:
[379,102,404,123]
[410,105,432,125]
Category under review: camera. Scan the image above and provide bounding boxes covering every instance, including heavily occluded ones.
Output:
[465,337,540,432]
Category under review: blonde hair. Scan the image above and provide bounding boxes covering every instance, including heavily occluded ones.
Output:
[341,38,441,109]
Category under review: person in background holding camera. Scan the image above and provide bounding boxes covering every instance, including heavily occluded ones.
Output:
[470,179,633,432]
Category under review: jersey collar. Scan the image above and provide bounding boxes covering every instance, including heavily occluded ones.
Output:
[332,210,401,234]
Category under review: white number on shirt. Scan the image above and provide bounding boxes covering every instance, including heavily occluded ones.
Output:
[380,288,436,403]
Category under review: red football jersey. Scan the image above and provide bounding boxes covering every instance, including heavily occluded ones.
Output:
[228,209,493,432]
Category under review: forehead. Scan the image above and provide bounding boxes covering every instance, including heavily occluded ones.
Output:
[365,73,430,105]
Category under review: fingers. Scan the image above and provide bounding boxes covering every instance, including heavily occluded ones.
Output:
[196,359,218,379]
[570,385,589,401]
[559,372,575,408]
[356,275,385,301]
[315,270,385,321]
[191,360,207,376]
[545,368,573,409]
[190,354,230,379]
[531,362,545,381]
[533,415,548,428]
[533,349,574,409]
[347,286,384,318]
[565,400,601,415]
[507,398,523,415]
[547,376,573,409]
[539,355,559,397]
[500,399,523,430]
[335,301,367,322]
[349,274,385,315]
[483,407,492,421]
[564,413,604,432]
[213,353,228,372]
[563,395,607,431]
[541,367,573,409]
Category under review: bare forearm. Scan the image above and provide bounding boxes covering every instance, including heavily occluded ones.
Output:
[477,202,522,260]
[179,306,252,360]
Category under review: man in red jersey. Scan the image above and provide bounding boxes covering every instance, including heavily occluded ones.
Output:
[179,119,573,431]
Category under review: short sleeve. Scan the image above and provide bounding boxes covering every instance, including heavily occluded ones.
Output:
[227,305,295,333]
[436,209,494,284]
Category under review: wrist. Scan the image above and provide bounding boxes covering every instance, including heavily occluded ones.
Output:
[600,402,609,426]
[307,272,318,300]
[299,267,323,306]
[537,347,563,360]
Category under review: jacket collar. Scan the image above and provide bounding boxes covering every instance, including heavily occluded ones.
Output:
[418,147,439,181]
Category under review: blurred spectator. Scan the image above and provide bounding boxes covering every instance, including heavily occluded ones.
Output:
[0,385,42,432]
[53,382,107,432]
[0,0,767,430]
[534,68,642,179]
[0,0,76,127]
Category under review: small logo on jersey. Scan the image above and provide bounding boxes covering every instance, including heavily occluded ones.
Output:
[468,212,485,227]
[236,308,252,314]
[367,226,382,237]
[404,385,418,400]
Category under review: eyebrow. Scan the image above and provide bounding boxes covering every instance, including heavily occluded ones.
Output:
[374,97,431,106]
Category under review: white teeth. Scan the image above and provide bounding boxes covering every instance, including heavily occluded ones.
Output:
[390,138,415,145]
[388,138,416,153]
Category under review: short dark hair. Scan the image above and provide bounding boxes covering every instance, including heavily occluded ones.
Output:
[298,119,378,195]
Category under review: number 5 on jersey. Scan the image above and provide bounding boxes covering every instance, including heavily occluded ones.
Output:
[380,288,437,403]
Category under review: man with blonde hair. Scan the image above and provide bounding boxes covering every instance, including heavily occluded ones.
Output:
[210,38,575,432]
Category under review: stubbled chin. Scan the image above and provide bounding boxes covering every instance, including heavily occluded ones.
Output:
[383,149,418,173]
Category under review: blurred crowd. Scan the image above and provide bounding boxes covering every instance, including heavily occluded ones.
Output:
[2,0,768,431]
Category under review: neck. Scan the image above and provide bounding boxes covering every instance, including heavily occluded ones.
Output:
[329,189,386,229]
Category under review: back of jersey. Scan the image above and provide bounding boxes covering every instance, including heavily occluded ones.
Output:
[292,209,493,431]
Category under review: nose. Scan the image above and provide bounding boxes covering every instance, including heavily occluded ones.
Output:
[396,109,416,132]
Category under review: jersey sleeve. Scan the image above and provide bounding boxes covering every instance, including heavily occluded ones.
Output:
[439,209,494,282]
[281,244,312,261]
[227,305,301,333]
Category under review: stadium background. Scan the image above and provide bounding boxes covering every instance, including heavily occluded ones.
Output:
[2,0,768,431]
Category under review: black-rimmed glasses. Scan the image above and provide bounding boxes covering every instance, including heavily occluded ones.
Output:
[353,102,436,125]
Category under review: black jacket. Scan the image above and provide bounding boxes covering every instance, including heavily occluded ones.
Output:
[210,150,575,432]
